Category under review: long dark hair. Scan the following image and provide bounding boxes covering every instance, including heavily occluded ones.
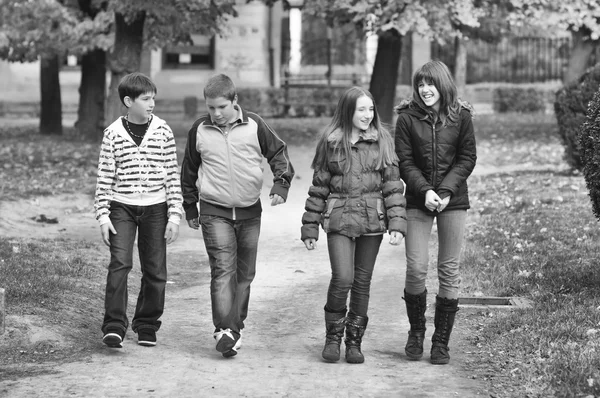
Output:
[311,86,396,172]
[411,60,461,127]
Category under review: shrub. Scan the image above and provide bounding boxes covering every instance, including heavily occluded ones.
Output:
[579,89,600,219]
[554,63,600,170]
[492,87,546,113]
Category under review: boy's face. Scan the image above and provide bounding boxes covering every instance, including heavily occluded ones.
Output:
[206,95,238,126]
[125,91,155,123]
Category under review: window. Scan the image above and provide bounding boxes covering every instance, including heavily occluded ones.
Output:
[163,34,215,69]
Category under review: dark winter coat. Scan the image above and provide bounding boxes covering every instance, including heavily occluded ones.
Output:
[301,128,407,241]
[394,100,477,213]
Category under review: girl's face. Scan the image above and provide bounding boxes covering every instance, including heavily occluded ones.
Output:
[352,95,374,132]
[418,80,440,111]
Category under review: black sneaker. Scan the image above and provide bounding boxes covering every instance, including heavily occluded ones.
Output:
[103,328,124,348]
[137,329,157,347]
[221,330,242,358]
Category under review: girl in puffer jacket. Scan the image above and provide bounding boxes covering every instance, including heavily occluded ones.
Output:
[394,60,477,365]
[301,87,407,364]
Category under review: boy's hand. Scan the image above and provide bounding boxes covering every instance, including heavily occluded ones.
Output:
[100,221,116,247]
[303,238,317,250]
[389,231,404,246]
[187,218,200,230]
[270,194,285,206]
[165,221,180,244]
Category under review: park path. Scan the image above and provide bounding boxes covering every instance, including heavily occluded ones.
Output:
[0,146,485,397]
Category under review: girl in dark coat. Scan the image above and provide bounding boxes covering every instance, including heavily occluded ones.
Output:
[394,60,477,365]
[301,87,407,364]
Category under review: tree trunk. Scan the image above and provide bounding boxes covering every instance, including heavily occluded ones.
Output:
[105,11,146,125]
[454,36,467,95]
[369,30,402,125]
[40,54,63,135]
[564,31,597,85]
[76,49,106,140]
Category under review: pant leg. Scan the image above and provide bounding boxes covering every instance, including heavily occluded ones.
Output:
[436,210,467,300]
[200,215,239,333]
[404,208,435,295]
[102,202,138,334]
[233,216,261,331]
[348,235,383,317]
[132,202,168,332]
[325,233,355,313]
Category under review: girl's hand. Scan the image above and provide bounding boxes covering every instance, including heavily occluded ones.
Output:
[437,196,450,212]
[425,190,441,212]
[303,238,317,250]
[389,231,404,245]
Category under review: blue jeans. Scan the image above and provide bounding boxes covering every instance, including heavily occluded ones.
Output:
[404,208,467,299]
[103,201,168,334]
[325,233,383,317]
[200,215,261,334]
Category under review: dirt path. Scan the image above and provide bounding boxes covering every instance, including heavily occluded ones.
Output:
[0,146,485,397]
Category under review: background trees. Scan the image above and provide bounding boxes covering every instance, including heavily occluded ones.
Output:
[0,0,77,135]
[299,0,484,123]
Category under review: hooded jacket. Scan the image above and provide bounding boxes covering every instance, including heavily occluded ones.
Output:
[394,100,477,212]
[301,127,407,241]
[94,115,183,225]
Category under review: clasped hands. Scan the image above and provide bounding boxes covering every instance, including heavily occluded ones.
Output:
[425,190,450,213]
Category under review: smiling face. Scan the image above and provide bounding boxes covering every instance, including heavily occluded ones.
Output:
[352,95,374,132]
[418,80,441,112]
[125,91,155,123]
[206,95,238,126]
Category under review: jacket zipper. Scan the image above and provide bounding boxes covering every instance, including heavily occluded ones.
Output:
[431,121,438,186]
[223,127,238,220]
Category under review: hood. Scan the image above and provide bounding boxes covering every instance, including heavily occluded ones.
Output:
[327,126,379,143]
[394,98,474,117]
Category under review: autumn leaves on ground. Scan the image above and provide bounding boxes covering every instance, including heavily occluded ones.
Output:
[1,113,600,396]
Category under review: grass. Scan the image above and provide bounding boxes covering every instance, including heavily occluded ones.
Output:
[1,112,600,396]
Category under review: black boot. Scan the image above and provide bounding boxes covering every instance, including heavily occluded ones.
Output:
[430,296,459,365]
[345,313,368,364]
[322,308,346,362]
[403,289,427,360]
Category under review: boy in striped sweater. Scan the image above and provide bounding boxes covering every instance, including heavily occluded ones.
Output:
[94,72,183,348]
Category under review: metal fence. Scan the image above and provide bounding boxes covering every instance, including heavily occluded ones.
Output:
[285,36,586,85]
[431,37,572,83]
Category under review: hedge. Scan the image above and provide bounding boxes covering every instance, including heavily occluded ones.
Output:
[554,64,600,170]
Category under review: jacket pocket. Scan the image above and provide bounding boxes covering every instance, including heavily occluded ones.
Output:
[365,198,386,233]
[322,198,345,233]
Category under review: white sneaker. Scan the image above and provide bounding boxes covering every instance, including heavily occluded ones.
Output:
[213,328,235,353]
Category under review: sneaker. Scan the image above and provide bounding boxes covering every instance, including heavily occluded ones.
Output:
[137,329,157,347]
[213,328,236,353]
[103,328,124,348]
[222,332,243,358]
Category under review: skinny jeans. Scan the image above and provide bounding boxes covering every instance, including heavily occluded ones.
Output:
[404,208,467,299]
[325,233,383,317]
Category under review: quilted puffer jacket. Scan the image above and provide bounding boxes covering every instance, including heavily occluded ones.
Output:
[394,100,477,213]
[301,128,407,241]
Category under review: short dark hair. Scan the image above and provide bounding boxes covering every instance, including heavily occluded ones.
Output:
[118,72,157,106]
[203,73,236,101]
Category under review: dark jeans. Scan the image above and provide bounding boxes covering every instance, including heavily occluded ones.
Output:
[325,233,383,317]
[102,201,168,335]
[200,215,261,334]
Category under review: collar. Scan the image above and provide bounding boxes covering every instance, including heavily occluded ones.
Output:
[328,126,379,143]
[209,104,245,127]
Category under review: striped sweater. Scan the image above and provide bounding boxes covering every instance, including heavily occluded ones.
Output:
[94,115,183,225]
